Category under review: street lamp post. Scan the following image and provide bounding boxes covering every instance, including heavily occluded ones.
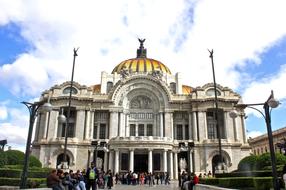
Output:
[208,49,224,172]
[20,101,52,189]
[230,90,280,190]
[91,140,98,167]
[62,48,79,169]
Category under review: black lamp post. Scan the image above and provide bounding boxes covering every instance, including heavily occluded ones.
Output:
[20,101,52,189]
[208,49,224,172]
[62,48,79,169]
[91,140,98,167]
[230,90,280,190]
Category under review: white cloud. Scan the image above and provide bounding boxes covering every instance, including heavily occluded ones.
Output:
[0,106,7,120]
[247,130,263,139]
[0,122,27,145]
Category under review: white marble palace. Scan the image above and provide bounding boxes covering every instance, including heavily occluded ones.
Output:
[32,40,251,179]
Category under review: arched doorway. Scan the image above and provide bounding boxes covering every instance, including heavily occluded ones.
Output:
[57,153,70,168]
[212,155,226,175]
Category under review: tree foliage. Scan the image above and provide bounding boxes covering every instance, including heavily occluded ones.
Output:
[0,150,7,167]
[238,153,286,171]
[5,150,42,167]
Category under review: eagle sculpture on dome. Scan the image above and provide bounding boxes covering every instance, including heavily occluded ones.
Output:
[138,38,145,48]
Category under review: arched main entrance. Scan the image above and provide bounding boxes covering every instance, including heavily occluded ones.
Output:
[134,154,148,172]
[57,153,70,168]
[212,155,226,175]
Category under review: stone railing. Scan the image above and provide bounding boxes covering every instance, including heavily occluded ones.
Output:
[194,184,238,190]
[112,136,173,142]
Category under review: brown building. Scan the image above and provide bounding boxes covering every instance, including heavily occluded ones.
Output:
[248,127,286,155]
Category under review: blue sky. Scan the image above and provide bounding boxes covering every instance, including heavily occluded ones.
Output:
[0,0,286,151]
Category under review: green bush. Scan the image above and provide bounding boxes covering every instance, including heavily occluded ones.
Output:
[5,150,42,167]
[0,169,50,178]
[218,177,254,188]
[199,178,219,185]
[0,177,46,187]
[5,150,24,165]
[216,170,273,178]
[253,177,273,190]
[256,153,286,170]
[237,154,258,171]
[0,151,7,167]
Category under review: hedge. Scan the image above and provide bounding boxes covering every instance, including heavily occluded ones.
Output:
[215,170,280,178]
[200,177,273,189]
[0,177,46,188]
[0,169,50,178]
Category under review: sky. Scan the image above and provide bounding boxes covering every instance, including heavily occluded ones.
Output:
[0,0,286,151]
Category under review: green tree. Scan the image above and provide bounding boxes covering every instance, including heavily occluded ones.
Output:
[5,150,42,167]
[238,154,258,171]
[0,150,7,167]
[257,153,286,170]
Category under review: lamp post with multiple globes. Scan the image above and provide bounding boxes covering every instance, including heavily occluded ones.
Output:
[229,90,280,190]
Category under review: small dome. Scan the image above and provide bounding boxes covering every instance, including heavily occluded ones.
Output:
[112,39,171,75]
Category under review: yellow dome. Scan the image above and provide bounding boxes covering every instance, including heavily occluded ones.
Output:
[112,38,171,75]
[112,58,171,74]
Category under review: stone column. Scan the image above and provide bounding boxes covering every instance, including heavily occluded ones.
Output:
[169,151,173,179]
[119,112,125,137]
[53,111,59,139]
[125,114,130,137]
[148,149,153,173]
[75,110,85,140]
[43,112,50,139]
[135,124,138,137]
[188,112,192,140]
[108,150,114,173]
[109,112,118,138]
[189,150,193,173]
[104,151,108,172]
[163,149,167,172]
[114,149,120,174]
[174,151,178,180]
[89,111,95,139]
[164,112,173,139]
[160,112,164,138]
[129,149,134,172]
[84,110,91,139]
[192,112,198,141]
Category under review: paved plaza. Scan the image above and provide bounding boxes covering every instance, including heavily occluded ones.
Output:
[108,181,179,190]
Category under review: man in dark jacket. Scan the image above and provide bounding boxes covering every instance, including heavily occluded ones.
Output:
[47,169,62,190]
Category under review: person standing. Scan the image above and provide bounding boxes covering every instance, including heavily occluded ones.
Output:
[86,162,98,190]
[107,170,113,189]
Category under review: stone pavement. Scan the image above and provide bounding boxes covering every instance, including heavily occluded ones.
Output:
[109,181,179,190]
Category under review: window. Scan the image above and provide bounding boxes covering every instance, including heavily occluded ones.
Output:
[170,82,176,94]
[177,125,183,140]
[63,87,78,94]
[93,125,98,139]
[147,124,153,136]
[206,109,225,139]
[185,125,189,140]
[60,107,76,138]
[138,124,144,136]
[121,153,128,170]
[130,124,135,136]
[206,88,221,96]
[106,82,113,93]
[99,124,106,139]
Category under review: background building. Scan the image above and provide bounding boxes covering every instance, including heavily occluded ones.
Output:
[248,127,286,155]
[32,41,251,179]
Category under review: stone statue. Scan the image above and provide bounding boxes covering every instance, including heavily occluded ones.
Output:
[179,158,187,174]
[120,65,131,78]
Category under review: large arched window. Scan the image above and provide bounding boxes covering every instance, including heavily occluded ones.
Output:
[207,108,225,139]
[63,87,78,94]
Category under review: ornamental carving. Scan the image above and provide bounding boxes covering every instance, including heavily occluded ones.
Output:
[130,96,152,109]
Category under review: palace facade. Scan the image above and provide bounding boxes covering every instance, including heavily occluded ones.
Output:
[32,41,251,179]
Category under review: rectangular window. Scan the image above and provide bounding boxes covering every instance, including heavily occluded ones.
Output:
[138,124,144,136]
[185,125,189,140]
[207,109,225,139]
[121,153,129,170]
[130,124,135,136]
[62,123,75,137]
[147,124,153,136]
[99,124,106,139]
[93,125,98,139]
[177,125,183,140]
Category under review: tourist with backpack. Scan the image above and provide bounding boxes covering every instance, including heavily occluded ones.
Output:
[86,162,98,190]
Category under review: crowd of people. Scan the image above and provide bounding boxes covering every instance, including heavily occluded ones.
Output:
[47,162,172,190]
